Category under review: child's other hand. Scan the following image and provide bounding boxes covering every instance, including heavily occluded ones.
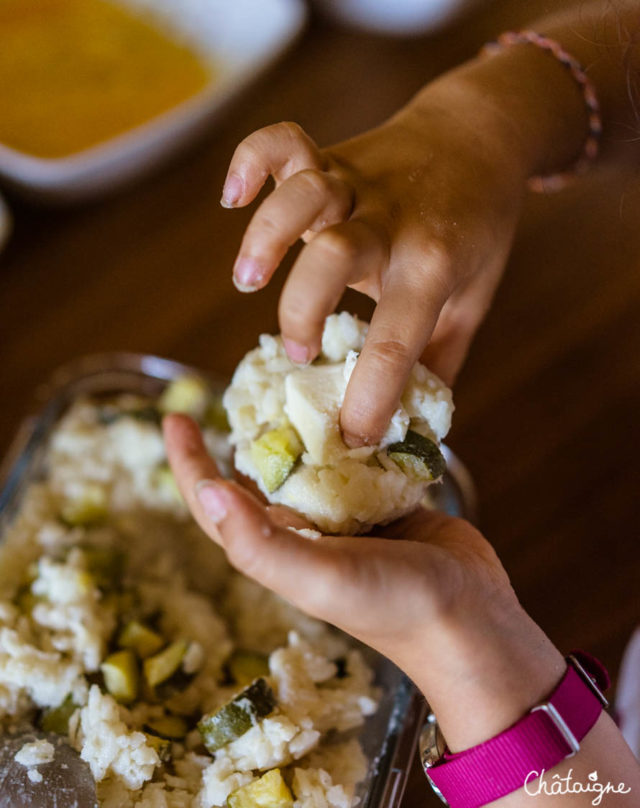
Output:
[222,81,527,446]
[164,413,564,752]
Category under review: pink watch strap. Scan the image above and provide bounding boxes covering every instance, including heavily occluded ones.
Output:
[426,653,609,808]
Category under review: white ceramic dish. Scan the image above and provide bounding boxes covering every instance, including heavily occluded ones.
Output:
[0,0,307,204]
[320,0,481,36]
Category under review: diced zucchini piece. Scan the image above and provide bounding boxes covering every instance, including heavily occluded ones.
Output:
[40,695,78,734]
[81,546,125,589]
[228,769,293,808]
[387,430,446,482]
[228,650,269,686]
[198,678,276,753]
[250,424,303,493]
[143,639,188,688]
[159,376,210,418]
[204,395,230,432]
[119,620,164,659]
[144,733,172,762]
[101,650,139,703]
[144,715,188,739]
[60,483,109,526]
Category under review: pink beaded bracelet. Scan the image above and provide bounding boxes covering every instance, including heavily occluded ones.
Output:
[480,30,602,192]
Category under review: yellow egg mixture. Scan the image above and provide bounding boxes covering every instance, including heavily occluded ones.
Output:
[0,0,214,158]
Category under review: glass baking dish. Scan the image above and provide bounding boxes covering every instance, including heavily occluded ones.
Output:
[0,352,476,808]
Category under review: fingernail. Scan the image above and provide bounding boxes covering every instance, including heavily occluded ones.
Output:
[196,480,227,522]
[221,174,243,208]
[283,338,310,364]
[343,431,365,449]
[233,257,265,292]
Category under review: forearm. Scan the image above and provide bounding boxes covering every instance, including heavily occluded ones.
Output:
[406,600,640,806]
[401,1,640,182]
[496,713,640,807]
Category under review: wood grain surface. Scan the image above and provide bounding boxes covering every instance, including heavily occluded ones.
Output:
[1,2,639,805]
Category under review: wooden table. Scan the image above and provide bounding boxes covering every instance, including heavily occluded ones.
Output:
[1,1,639,805]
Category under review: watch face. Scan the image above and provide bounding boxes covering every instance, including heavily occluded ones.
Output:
[419,713,449,804]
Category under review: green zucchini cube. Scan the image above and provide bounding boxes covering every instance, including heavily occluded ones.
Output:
[250,425,303,493]
[387,430,446,482]
[101,650,139,703]
[198,678,276,753]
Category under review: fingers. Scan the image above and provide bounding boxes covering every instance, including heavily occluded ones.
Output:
[232,170,354,293]
[379,507,466,545]
[340,265,451,447]
[189,478,449,639]
[266,504,317,532]
[194,482,336,598]
[162,415,466,650]
[163,413,343,614]
[278,221,387,362]
[421,257,507,385]
[419,293,481,386]
[222,122,323,209]
[162,414,224,541]
[419,319,475,387]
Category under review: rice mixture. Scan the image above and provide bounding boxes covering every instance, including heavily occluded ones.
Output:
[224,312,454,533]
[0,381,379,808]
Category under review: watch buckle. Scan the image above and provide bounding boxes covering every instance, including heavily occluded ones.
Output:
[531,702,580,757]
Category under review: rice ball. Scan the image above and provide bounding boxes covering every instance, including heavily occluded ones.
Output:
[223,313,453,534]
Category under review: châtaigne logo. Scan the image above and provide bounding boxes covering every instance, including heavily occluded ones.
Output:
[525,769,631,805]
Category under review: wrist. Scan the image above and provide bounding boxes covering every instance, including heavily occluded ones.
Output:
[419,43,590,185]
[398,76,531,193]
[422,654,616,808]
[407,594,565,752]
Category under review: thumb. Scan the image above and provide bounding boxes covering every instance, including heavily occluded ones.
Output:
[163,414,351,619]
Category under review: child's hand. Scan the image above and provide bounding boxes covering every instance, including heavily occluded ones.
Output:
[222,79,528,446]
[164,413,564,752]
